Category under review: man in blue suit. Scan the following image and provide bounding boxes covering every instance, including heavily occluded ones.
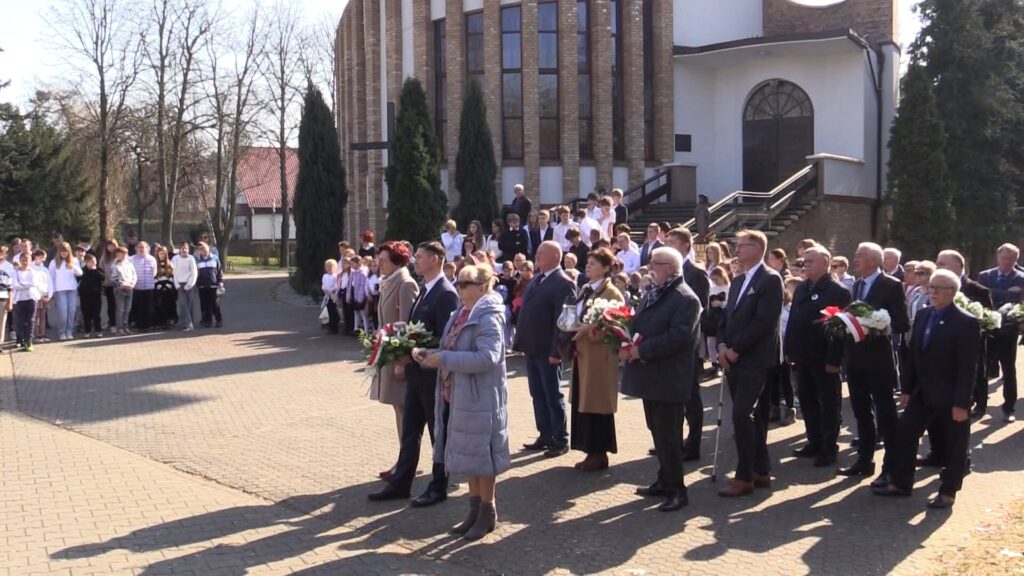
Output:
[516,241,576,457]
[873,269,980,509]
[369,242,460,505]
[979,243,1024,422]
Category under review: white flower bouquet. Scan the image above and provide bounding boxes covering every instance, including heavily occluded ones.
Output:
[819,302,892,342]
[954,292,1002,333]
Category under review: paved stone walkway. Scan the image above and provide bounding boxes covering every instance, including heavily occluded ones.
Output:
[2,273,1023,575]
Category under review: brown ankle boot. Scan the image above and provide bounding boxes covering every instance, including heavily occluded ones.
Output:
[449,496,480,535]
[579,453,609,471]
[463,501,497,541]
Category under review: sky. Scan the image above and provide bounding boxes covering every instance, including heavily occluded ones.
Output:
[1,0,920,108]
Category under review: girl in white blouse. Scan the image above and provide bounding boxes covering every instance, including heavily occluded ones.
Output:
[48,241,83,341]
[440,220,464,263]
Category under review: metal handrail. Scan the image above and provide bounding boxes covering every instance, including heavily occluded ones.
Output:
[681,163,816,232]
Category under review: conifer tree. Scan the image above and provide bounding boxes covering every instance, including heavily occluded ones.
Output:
[452,78,498,230]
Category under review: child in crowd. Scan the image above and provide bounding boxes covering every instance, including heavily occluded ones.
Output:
[153,246,177,329]
[703,265,731,373]
[78,254,105,338]
[0,246,13,349]
[13,252,41,351]
[365,257,379,331]
[443,261,457,283]
[322,259,340,334]
[110,246,137,335]
[31,250,50,343]
[348,255,370,334]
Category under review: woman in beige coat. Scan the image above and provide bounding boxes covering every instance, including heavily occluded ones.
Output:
[372,241,419,476]
[570,247,624,471]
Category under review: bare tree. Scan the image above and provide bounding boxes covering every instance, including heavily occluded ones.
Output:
[121,106,160,237]
[264,0,303,267]
[299,11,339,119]
[140,0,212,246]
[204,3,267,261]
[50,0,143,244]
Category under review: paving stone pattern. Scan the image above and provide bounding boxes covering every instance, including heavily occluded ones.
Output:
[2,273,1023,575]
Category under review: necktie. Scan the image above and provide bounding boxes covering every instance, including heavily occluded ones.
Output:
[858,281,867,301]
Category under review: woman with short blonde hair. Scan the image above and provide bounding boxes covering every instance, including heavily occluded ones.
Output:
[441,220,464,263]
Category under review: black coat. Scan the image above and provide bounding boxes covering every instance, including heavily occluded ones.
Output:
[784,274,852,367]
[404,277,460,389]
[498,228,529,262]
[903,306,980,409]
[514,268,575,358]
[512,195,532,226]
[847,272,910,367]
[683,259,710,312]
[614,204,628,227]
[528,226,554,260]
[621,276,701,403]
[568,242,589,277]
[961,275,993,309]
[718,265,785,369]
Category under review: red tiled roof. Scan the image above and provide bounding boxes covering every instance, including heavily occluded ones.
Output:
[237,146,299,209]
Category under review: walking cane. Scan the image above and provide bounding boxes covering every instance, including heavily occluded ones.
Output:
[711,369,727,483]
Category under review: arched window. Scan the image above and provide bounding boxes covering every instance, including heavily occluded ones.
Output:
[742,80,814,192]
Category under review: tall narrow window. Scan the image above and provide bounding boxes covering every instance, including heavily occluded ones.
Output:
[610,0,624,160]
[538,2,559,159]
[501,6,523,160]
[642,0,655,161]
[434,19,447,159]
[466,12,484,88]
[577,0,592,159]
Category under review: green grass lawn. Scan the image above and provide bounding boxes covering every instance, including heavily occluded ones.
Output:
[225,255,292,274]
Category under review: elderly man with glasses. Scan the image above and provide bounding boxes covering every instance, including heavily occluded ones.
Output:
[873,269,980,509]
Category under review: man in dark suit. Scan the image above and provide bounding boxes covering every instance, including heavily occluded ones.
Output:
[620,247,701,512]
[665,227,709,461]
[936,250,992,421]
[784,246,851,467]
[369,242,460,505]
[511,183,532,226]
[979,243,1024,422]
[639,223,664,267]
[873,269,980,508]
[611,188,629,226]
[716,229,784,497]
[528,209,555,260]
[499,213,529,263]
[838,242,911,480]
[516,241,576,457]
[884,247,905,283]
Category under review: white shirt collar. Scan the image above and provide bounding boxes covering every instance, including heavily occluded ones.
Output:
[587,278,604,291]
[745,261,763,278]
[422,273,442,294]
[863,269,881,285]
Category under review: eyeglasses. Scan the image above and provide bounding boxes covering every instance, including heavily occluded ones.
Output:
[456,280,483,289]
[649,261,673,267]
[928,285,957,292]
[831,264,844,269]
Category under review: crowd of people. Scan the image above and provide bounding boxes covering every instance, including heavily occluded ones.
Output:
[342,184,1023,542]
[0,231,226,352]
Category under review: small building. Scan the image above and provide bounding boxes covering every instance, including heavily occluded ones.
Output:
[232,146,298,256]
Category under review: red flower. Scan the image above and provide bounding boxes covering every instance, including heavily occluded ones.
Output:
[385,324,396,335]
[822,306,841,317]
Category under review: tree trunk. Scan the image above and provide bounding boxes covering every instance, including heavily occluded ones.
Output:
[278,145,289,268]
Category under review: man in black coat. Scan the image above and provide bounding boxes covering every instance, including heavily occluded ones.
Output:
[620,247,701,512]
[511,183,532,226]
[611,188,629,226]
[937,249,991,424]
[369,242,460,505]
[979,243,1024,422]
[565,229,589,280]
[838,242,911,481]
[717,230,784,497]
[873,269,980,509]
[499,213,530,263]
[516,241,576,457]
[884,247,905,283]
[528,209,555,261]
[665,227,709,461]
[784,246,851,467]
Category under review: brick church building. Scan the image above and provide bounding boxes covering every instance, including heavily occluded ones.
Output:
[335,0,900,252]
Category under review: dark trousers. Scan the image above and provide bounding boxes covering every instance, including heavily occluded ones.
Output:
[341,300,355,335]
[325,300,340,334]
[525,353,568,447]
[727,366,771,481]
[79,291,103,333]
[682,356,703,455]
[14,300,36,345]
[768,362,795,409]
[133,289,154,330]
[198,287,222,324]
[796,364,842,456]
[847,365,898,463]
[971,338,989,410]
[104,286,117,328]
[994,333,1019,413]
[154,289,177,326]
[886,398,970,496]
[389,375,447,494]
[643,399,686,495]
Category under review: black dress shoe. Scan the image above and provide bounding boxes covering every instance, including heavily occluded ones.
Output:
[927,494,956,509]
[793,445,821,458]
[872,484,912,497]
[849,437,860,448]
[543,445,569,457]
[916,453,943,468]
[367,486,410,502]
[522,438,551,451]
[812,454,836,467]
[869,472,891,489]
[410,490,447,508]
[658,492,689,512]
[971,407,986,420]
[836,460,875,477]
[636,483,668,498]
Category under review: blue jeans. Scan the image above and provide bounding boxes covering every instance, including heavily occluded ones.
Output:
[525,353,568,447]
[53,290,78,338]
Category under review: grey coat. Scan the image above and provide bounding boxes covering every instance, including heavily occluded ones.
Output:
[433,292,511,477]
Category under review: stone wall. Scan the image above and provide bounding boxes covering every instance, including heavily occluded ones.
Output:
[771,196,875,259]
